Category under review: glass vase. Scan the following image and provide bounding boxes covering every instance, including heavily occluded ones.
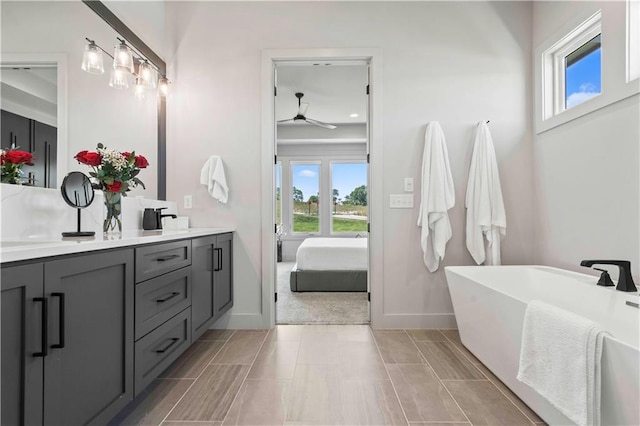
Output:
[103,191,122,234]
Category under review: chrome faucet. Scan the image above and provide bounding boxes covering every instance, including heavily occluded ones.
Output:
[580,260,637,292]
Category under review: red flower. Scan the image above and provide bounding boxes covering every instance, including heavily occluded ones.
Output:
[134,155,149,169]
[121,151,132,160]
[75,150,102,166]
[3,150,34,165]
[106,181,122,193]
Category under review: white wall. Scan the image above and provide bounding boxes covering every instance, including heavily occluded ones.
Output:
[165,1,535,328]
[1,1,158,197]
[533,1,640,282]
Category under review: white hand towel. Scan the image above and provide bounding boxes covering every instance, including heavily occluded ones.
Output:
[517,300,608,426]
[199,156,229,203]
[465,121,506,265]
[417,122,455,272]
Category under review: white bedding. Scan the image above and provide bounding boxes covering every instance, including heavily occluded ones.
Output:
[296,238,368,271]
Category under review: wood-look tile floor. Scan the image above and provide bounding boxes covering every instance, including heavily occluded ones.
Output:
[113,326,547,426]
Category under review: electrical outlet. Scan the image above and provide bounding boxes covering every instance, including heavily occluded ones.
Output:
[389,194,414,208]
[404,178,414,192]
[184,195,193,209]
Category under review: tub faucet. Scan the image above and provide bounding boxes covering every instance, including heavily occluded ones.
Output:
[580,260,637,292]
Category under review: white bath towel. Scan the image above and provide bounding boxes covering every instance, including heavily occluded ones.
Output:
[517,300,608,426]
[465,121,506,265]
[199,156,229,203]
[417,122,455,272]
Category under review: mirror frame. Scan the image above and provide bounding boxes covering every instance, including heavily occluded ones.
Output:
[61,171,95,208]
[1,53,68,186]
[82,0,167,200]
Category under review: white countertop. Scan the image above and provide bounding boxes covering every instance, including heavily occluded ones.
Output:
[0,228,235,264]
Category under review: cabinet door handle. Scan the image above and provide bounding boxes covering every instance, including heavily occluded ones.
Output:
[44,141,50,188]
[155,337,180,354]
[33,297,48,357]
[155,254,180,262]
[214,248,222,271]
[156,292,180,304]
[51,293,65,349]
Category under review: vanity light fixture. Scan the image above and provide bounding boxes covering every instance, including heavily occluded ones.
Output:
[158,77,170,98]
[82,36,171,100]
[137,59,155,88]
[81,39,105,74]
[113,38,134,73]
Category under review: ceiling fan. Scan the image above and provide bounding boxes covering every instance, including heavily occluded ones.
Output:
[278,92,337,129]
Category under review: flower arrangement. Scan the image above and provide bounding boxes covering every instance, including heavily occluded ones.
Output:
[1,148,34,184]
[74,143,149,233]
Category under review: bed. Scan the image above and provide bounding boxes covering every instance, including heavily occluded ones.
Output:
[290,238,368,292]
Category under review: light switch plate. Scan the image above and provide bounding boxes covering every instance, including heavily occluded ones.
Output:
[390,194,414,208]
[404,178,414,192]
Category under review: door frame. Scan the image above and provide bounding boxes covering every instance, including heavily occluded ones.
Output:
[260,48,383,328]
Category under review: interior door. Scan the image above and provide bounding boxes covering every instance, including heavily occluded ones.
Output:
[366,62,371,320]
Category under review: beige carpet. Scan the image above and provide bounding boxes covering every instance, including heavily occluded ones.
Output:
[276,262,369,324]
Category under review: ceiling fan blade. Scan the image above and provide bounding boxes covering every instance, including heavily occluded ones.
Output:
[277,118,295,124]
[298,102,309,117]
[305,118,337,130]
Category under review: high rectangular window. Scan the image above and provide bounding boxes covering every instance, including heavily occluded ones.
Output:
[331,162,367,234]
[291,163,320,234]
[541,10,602,121]
[565,34,602,109]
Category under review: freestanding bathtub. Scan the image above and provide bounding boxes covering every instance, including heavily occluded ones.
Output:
[445,265,639,426]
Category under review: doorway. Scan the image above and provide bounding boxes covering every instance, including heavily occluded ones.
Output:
[273,61,370,324]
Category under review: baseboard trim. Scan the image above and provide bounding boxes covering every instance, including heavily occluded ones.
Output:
[211,313,265,329]
[373,313,457,329]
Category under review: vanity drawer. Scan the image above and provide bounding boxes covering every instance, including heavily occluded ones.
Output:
[135,240,191,283]
[134,308,191,396]
[135,267,191,340]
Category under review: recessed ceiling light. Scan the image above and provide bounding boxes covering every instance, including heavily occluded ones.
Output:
[350,113,359,118]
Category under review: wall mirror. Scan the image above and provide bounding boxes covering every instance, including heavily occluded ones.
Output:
[0,0,165,199]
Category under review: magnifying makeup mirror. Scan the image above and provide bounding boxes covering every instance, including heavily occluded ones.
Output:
[60,171,96,237]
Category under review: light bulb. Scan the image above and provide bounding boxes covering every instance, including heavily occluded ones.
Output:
[81,41,104,74]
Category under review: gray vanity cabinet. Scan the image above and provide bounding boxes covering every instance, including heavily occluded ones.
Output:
[214,233,233,320]
[1,249,134,426]
[1,263,45,426]
[1,109,31,150]
[40,249,134,425]
[191,233,233,341]
[32,121,57,188]
[43,249,134,425]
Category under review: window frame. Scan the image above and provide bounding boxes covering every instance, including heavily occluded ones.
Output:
[544,11,602,120]
[535,5,640,134]
[289,160,322,236]
[329,160,368,237]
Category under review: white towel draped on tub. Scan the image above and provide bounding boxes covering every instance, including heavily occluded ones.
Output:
[417,122,455,272]
[465,121,506,265]
[517,300,609,426]
[200,156,229,203]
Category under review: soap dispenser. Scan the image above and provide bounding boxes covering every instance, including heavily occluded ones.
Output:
[142,208,158,230]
